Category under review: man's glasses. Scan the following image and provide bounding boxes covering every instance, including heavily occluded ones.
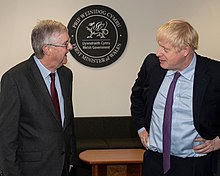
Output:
[47,40,71,49]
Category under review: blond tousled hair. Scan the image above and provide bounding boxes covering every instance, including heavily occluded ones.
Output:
[156,19,199,51]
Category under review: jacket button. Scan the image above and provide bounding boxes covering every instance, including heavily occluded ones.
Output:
[61,151,65,155]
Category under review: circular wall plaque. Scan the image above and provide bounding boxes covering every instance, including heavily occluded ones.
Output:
[68,5,128,68]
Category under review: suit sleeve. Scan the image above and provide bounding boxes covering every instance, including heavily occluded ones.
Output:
[0,72,21,176]
[69,72,77,165]
[62,68,77,166]
[130,57,149,131]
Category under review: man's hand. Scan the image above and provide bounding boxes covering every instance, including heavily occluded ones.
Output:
[138,129,149,149]
[193,136,220,154]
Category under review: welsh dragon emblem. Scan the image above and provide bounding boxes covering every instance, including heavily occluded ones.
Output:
[86,21,109,39]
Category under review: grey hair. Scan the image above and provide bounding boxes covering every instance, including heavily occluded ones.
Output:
[31,19,67,58]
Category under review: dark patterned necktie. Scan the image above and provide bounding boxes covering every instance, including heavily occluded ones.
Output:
[50,73,61,125]
[163,72,181,174]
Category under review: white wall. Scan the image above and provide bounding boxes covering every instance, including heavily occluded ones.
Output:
[0,0,220,117]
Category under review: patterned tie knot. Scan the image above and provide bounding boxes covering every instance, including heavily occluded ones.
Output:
[173,72,181,81]
[50,73,55,81]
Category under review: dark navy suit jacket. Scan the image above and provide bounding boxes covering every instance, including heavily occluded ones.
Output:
[130,53,220,173]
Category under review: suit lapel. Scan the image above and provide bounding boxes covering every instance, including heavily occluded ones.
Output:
[143,62,167,126]
[193,55,209,123]
[58,68,71,130]
[27,56,62,127]
[148,67,167,107]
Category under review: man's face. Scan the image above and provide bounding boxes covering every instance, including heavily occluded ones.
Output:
[156,39,189,71]
[49,32,73,68]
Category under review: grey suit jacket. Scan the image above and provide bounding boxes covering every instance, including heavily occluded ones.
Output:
[0,55,76,176]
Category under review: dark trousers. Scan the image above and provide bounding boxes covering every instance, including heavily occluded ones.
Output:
[212,150,220,176]
[142,150,213,176]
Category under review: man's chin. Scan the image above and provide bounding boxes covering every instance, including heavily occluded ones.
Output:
[160,63,168,69]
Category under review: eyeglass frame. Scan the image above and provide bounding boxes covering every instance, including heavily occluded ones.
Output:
[46,39,72,49]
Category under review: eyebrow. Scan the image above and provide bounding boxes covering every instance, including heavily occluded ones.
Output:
[159,43,171,51]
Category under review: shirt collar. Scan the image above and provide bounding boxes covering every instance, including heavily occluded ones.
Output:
[180,53,196,81]
[34,55,56,79]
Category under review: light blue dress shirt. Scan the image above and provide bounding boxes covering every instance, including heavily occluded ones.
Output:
[34,56,65,126]
[147,54,205,157]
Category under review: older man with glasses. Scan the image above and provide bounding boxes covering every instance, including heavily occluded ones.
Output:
[0,19,76,176]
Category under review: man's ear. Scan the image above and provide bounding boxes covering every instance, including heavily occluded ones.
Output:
[182,45,191,57]
[42,45,51,56]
